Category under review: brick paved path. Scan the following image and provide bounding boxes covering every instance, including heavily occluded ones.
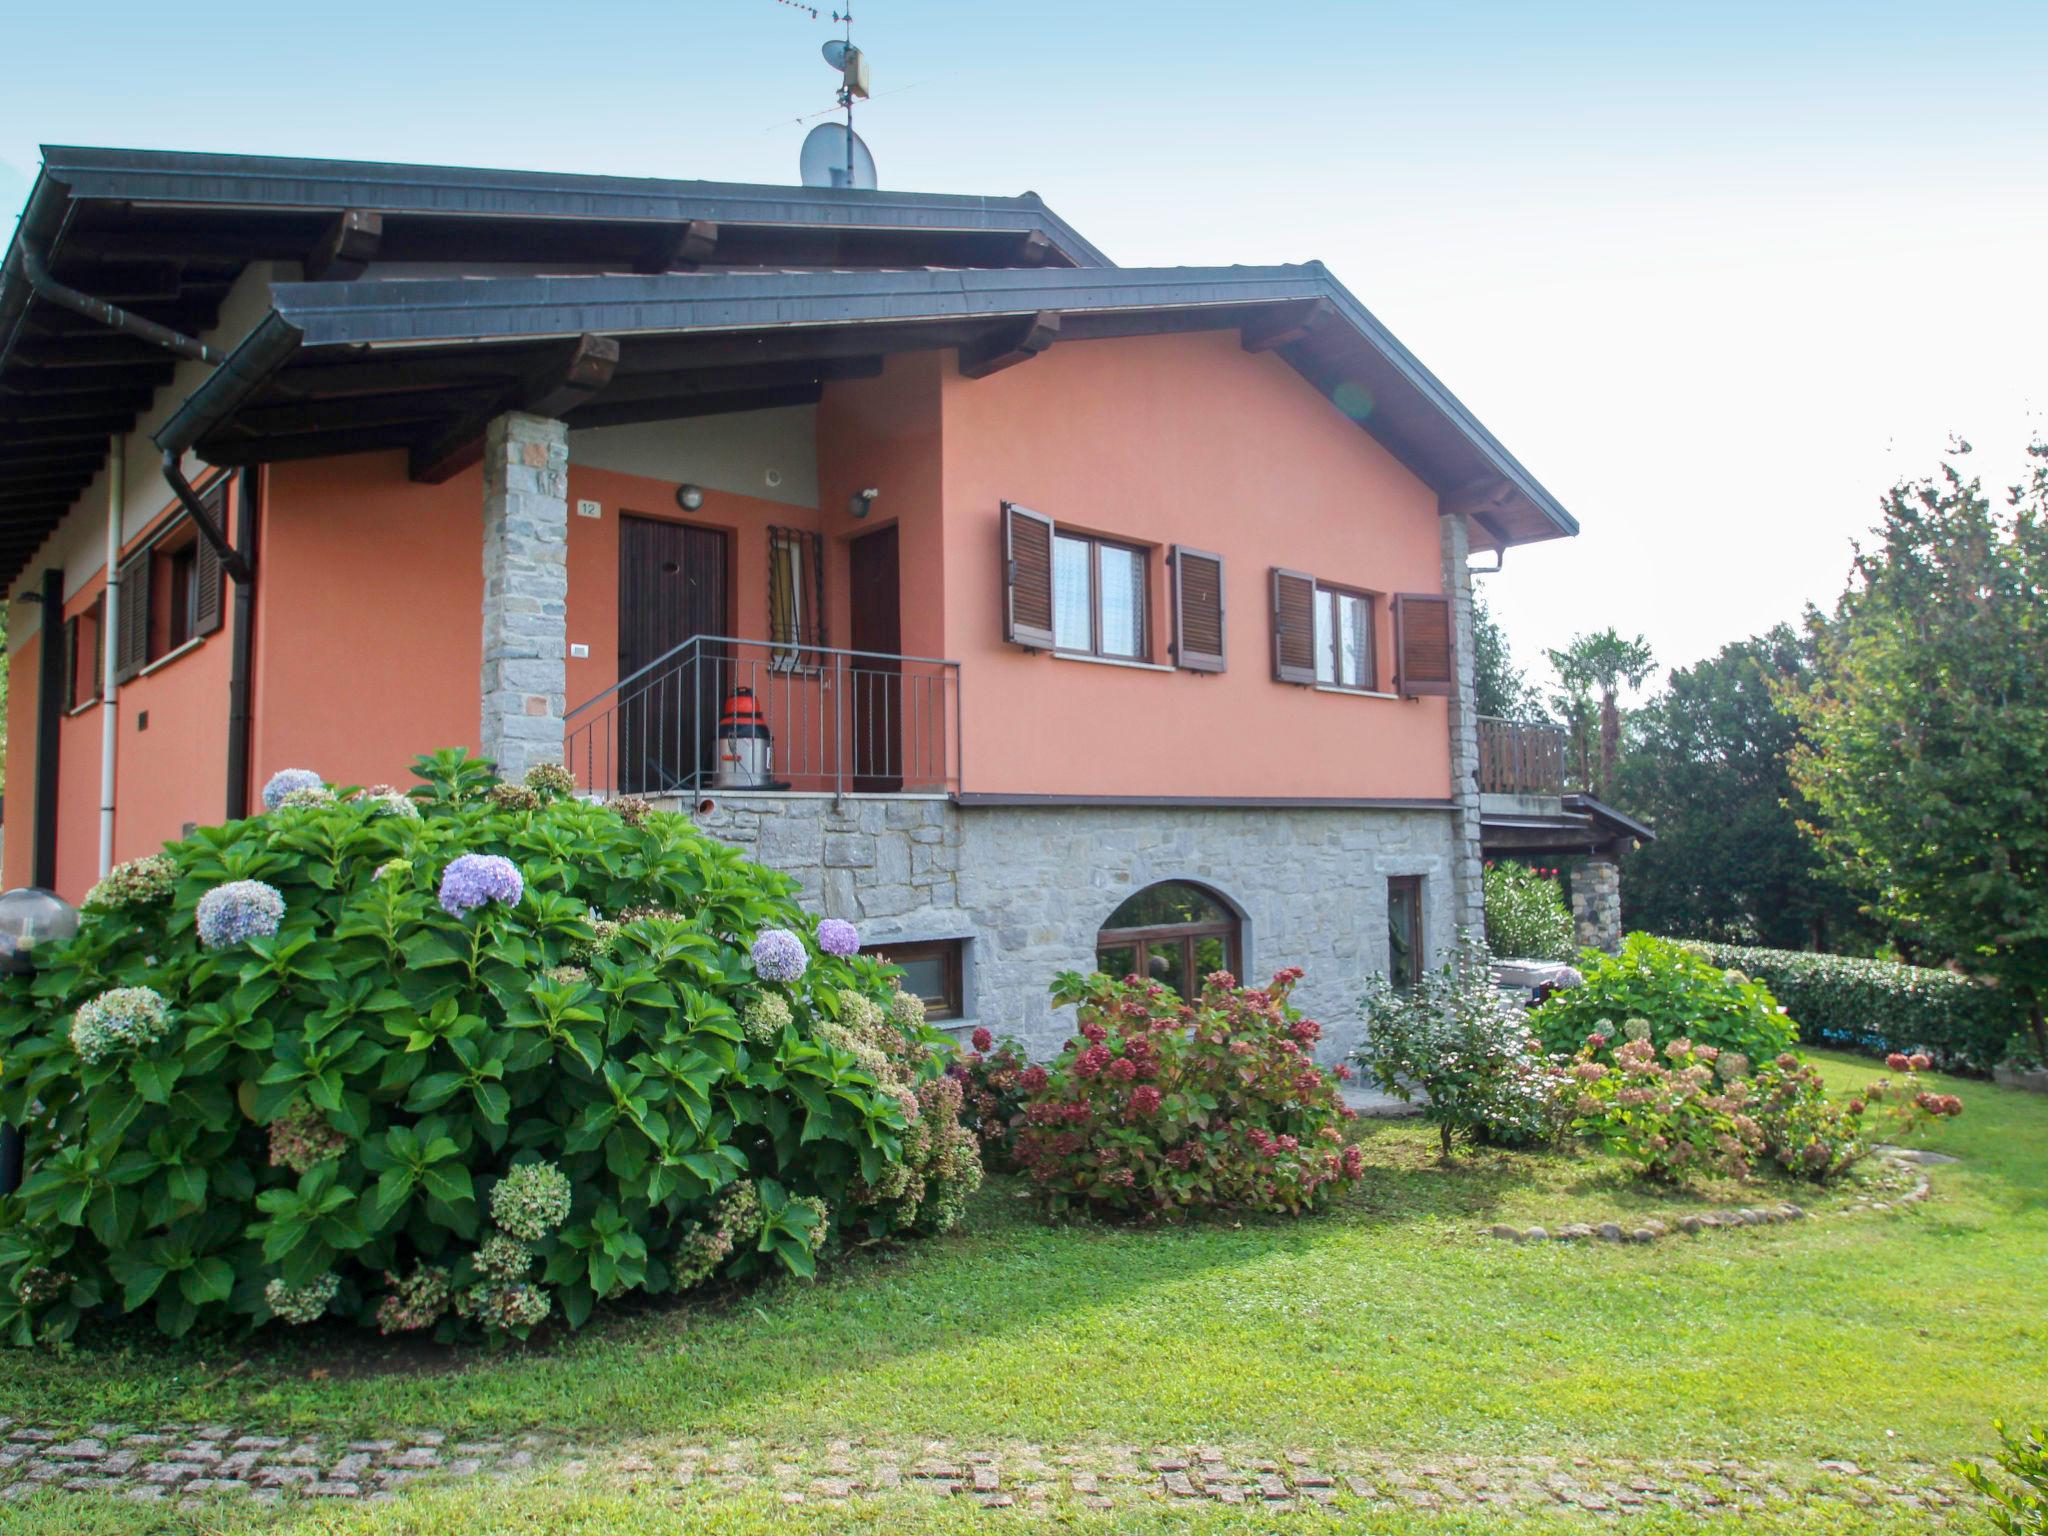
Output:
[0,1421,1970,1518]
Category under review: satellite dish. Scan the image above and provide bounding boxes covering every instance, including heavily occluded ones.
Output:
[800,123,878,190]
[822,39,852,68]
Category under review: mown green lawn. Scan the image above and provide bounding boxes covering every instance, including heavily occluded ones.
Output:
[1,1052,2039,1534]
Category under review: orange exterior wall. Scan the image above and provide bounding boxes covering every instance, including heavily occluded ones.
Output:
[932,330,1451,800]
[2,487,238,902]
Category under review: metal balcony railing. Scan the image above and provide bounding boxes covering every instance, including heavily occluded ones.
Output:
[1477,715,1569,796]
[564,635,961,798]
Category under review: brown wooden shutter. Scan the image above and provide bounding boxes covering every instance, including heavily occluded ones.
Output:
[1170,546,1226,672]
[192,514,225,639]
[1270,567,1317,684]
[1394,593,1454,697]
[114,551,151,683]
[1002,501,1056,649]
[59,615,78,710]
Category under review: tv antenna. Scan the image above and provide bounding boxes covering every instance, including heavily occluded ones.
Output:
[794,8,876,188]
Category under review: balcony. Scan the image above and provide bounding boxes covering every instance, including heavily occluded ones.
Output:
[1477,715,1569,797]
[565,636,961,800]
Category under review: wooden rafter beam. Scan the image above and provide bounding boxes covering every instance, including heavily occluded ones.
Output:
[1240,297,1339,354]
[408,333,619,484]
[304,211,384,281]
[636,219,719,274]
[958,311,1060,380]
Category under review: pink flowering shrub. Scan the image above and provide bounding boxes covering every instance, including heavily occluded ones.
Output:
[1012,968,1363,1219]
[951,1033,1038,1168]
[1749,1050,1963,1181]
[1568,1034,1765,1182]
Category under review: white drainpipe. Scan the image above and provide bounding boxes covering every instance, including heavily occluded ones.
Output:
[97,437,122,878]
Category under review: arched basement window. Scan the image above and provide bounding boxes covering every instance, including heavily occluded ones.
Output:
[1096,881,1243,999]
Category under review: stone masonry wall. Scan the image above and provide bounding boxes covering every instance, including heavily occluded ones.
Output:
[1572,857,1623,953]
[480,412,569,781]
[695,794,1460,1064]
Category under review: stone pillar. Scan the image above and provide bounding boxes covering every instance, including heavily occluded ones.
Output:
[480,411,569,782]
[1572,857,1623,953]
[1439,511,1485,942]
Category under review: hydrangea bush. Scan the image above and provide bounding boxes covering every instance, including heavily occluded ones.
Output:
[1565,1029,1764,1182]
[1012,968,1362,1218]
[0,749,973,1347]
[1357,935,1575,1159]
[1530,933,1798,1066]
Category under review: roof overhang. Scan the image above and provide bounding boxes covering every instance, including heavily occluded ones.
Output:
[161,263,1578,543]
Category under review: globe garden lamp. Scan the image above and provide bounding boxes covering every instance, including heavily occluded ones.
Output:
[0,887,76,1195]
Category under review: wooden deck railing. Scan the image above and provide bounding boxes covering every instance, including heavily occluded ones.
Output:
[1478,715,1568,796]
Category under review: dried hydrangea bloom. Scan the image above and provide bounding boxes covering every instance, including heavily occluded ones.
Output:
[195,879,285,949]
[541,963,589,987]
[69,986,172,1064]
[354,785,421,819]
[261,767,324,811]
[795,1194,832,1252]
[82,853,176,913]
[889,989,926,1031]
[611,795,653,827]
[463,1281,551,1332]
[816,918,859,957]
[750,927,809,983]
[474,1232,534,1282]
[268,1102,349,1173]
[264,1273,340,1326]
[570,917,619,964]
[277,785,336,810]
[1622,1017,1653,1042]
[375,1264,452,1334]
[438,854,524,918]
[485,783,541,813]
[490,1161,573,1241]
[524,762,576,799]
[11,1265,67,1306]
[741,992,793,1044]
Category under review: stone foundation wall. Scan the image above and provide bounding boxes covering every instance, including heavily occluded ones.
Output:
[693,794,1460,1064]
[1572,857,1623,953]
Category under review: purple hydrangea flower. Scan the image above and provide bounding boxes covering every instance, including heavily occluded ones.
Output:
[261,768,325,812]
[438,854,525,918]
[816,918,859,957]
[751,927,809,983]
[195,880,286,950]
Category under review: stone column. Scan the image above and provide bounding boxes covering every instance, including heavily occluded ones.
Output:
[1439,511,1485,941]
[480,411,569,782]
[1572,857,1623,953]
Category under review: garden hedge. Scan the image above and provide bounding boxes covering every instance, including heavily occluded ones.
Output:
[0,749,977,1347]
[1680,941,2016,1072]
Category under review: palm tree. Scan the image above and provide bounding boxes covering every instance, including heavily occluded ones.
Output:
[1546,628,1655,796]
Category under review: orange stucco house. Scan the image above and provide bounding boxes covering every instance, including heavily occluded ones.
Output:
[0,148,1602,1056]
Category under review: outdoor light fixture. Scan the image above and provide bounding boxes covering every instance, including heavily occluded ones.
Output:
[848,487,879,518]
[676,483,705,511]
[0,886,77,1195]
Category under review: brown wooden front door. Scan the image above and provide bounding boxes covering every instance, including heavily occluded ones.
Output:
[848,525,901,792]
[618,514,727,792]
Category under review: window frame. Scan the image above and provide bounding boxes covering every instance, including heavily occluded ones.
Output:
[1312,581,1377,691]
[64,596,105,712]
[1052,530,1150,663]
[1096,881,1243,999]
[767,524,826,673]
[1387,875,1424,990]
[866,938,965,1021]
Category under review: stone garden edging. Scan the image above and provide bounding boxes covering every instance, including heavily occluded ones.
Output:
[1481,1151,1935,1247]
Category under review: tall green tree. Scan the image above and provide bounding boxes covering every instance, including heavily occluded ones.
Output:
[1610,624,1870,950]
[1547,628,1655,795]
[1788,440,2048,1056]
[1471,587,1539,720]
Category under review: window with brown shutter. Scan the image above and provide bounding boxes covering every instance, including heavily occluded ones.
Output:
[113,550,150,683]
[1002,502,1057,649]
[1393,593,1454,697]
[192,510,225,639]
[1171,546,1226,672]
[767,525,824,670]
[1270,567,1317,684]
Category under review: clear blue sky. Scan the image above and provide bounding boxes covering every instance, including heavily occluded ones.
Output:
[5,0,2044,689]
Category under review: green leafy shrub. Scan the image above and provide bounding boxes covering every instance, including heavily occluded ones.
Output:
[1748,1049,1964,1182]
[1567,1029,1763,1182]
[0,749,975,1348]
[1530,933,1797,1064]
[1957,1420,2048,1535]
[1014,968,1362,1218]
[1482,862,1576,962]
[1357,935,1574,1159]
[1683,941,2018,1072]
[952,1027,1035,1169]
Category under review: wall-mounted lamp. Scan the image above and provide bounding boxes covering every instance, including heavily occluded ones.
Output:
[676,483,705,512]
[848,487,879,518]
